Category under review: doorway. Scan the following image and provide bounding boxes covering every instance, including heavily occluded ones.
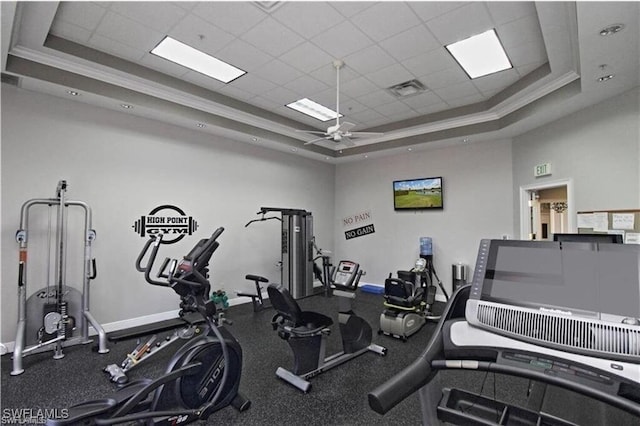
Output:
[519,179,575,240]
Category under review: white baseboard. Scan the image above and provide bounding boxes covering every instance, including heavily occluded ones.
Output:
[1,294,256,353]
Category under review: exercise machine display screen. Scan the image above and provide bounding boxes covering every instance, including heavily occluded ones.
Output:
[334,261,359,288]
[470,240,640,321]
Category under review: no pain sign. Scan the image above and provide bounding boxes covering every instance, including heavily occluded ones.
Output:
[343,209,375,240]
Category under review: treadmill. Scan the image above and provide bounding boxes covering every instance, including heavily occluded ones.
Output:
[369,239,640,425]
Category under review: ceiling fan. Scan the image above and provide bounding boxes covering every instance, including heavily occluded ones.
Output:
[297,60,384,147]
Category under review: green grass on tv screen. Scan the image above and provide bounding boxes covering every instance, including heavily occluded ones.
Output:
[394,190,442,209]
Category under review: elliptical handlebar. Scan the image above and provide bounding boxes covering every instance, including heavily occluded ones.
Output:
[135,227,226,289]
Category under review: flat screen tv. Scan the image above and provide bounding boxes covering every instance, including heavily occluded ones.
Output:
[393,177,443,210]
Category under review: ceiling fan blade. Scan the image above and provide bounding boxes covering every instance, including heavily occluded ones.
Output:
[304,136,332,146]
[337,121,356,132]
[349,131,384,137]
[295,129,328,136]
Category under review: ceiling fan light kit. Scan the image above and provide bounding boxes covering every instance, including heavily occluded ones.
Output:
[296,60,384,147]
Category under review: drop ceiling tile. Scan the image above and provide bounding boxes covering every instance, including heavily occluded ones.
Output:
[262,86,299,105]
[248,95,282,111]
[472,68,520,93]
[217,84,255,102]
[272,2,344,38]
[413,102,450,115]
[366,63,415,88]
[348,108,386,125]
[373,100,413,117]
[95,11,163,51]
[259,59,305,86]
[50,21,93,44]
[279,42,334,74]
[54,2,107,31]
[330,2,376,18]
[426,2,494,45]
[508,41,548,67]
[88,33,145,62]
[401,48,458,77]
[139,53,191,78]
[400,91,444,109]
[498,15,544,49]
[379,24,441,61]
[387,109,420,122]
[311,20,374,59]
[344,45,396,75]
[340,76,379,99]
[110,2,187,33]
[172,2,198,12]
[229,73,278,96]
[168,15,235,56]
[310,63,358,86]
[182,71,226,91]
[286,75,330,97]
[350,2,421,42]
[486,1,537,26]
[408,2,467,23]
[434,82,482,102]
[421,66,468,90]
[240,17,304,57]
[193,2,268,37]
[355,90,397,108]
[216,39,273,73]
[310,87,348,109]
[340,98,368,115]
[445,92,486,108]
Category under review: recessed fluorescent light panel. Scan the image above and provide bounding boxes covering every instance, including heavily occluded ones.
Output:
[446,29,512,79]
[286,98,343,122]
[151,36,245,83]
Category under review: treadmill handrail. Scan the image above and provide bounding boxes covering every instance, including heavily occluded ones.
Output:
[368,285,470,414]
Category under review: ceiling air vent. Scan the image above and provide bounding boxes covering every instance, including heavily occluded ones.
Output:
[1,73,20,87]
[387,79,427,98]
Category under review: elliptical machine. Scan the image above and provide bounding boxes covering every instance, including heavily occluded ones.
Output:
[268,260,387,393]
[48,228,250,425]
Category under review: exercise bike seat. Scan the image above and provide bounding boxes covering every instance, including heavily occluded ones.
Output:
[46,378,153,425]
[267,284,333,337]
[384,277,424,309]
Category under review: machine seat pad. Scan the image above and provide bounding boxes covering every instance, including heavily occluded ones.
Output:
[246,274,269,283]
[267,283,333,331]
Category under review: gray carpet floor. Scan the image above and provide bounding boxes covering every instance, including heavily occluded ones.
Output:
[2,290,638,425]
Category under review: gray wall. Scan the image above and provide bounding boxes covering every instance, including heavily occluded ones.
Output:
[0,85,335,342]
[512,87,640,234]
[334,138,515,298]
[2,83,639,345]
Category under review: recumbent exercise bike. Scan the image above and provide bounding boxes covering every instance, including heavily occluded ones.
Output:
[47,227,250,425]
[268,260,387,393]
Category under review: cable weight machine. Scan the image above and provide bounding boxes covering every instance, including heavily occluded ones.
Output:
[245,207,314,299]
[12,180,108,376]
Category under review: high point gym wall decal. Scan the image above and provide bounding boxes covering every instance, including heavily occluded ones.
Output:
[132,205,199,244]
[343,209,376,240]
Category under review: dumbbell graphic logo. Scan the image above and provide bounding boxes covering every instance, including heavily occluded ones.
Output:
[132,205,198,244]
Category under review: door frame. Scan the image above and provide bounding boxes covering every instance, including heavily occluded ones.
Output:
[519,178,575,239]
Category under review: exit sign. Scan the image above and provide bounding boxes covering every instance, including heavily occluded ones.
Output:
[534,163,552,177]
